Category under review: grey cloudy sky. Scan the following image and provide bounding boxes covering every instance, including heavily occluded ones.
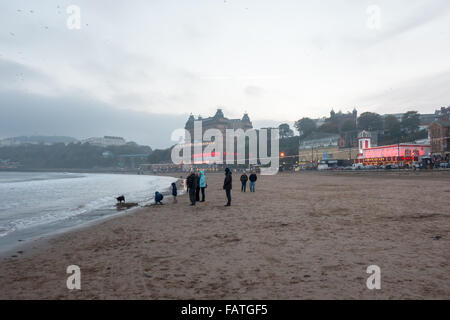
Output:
[1,0,450,148]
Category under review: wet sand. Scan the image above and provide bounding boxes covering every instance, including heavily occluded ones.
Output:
[0,171,449,299]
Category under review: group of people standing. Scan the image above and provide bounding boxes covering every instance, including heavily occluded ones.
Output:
[239,172,258,192]
[185,170,207,206]
[181,168,258,207]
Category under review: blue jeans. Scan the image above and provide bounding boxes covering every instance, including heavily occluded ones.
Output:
[225,189,231,205]
[249,181,255,192]
[241,181,247,192]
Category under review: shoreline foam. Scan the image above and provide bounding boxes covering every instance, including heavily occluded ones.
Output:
[0,172,179,255]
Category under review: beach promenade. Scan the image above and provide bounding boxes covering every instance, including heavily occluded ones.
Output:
[0,171,449,299]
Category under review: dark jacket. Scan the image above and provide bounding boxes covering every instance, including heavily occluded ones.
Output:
[155,192,164,202]
[195,175,201,190]
[171,183,177,196]
[186,173,197,190]
[249,173,257,182]
[240,174,248,182]
[223,170,232,190]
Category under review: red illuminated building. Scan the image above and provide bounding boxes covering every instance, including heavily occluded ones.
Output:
[356,144,431,166]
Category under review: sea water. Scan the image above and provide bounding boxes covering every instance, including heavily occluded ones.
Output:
[0,172,176,252]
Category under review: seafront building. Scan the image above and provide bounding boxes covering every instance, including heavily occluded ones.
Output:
[82,136,126,147]
[429,107,450,157]
[355,143,431,167]
[0,136,77,146]
[298,132,359,166]
[429,122,450,156]
[184,109,254,165]
[185,109,253,136]
[356,107,450,165]
[298,128,432,168]
[298,108,361,167]
[355,131,431,166]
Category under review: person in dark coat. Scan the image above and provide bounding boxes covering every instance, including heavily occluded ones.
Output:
[154,191,164,205]
[171,182,177,203]
[240,173,248,192]
[223,167,232,206]
[249,171,257,192]
[186,172,197,205]
[195,173,201,202]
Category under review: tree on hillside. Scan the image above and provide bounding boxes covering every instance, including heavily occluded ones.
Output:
[294,118,316,137]
[341,119,357,132]
[278,123,294,139]
[358,112,383,131]
[147,146,174,164]
[317,121,339,134]
[383,115,402,138]
[401,111,420,134]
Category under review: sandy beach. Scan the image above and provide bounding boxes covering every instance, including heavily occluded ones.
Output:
[0,171,449,299]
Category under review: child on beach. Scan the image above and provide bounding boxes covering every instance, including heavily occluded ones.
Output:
[171,182,177,203]
[154,191,164,205]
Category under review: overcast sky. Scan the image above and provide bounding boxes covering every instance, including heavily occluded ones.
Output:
[1,0,450,148]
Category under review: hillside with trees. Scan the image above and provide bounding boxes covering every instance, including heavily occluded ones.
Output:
[295,110,427,146]
[0,142,152,169]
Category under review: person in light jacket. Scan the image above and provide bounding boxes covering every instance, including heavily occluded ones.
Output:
[199,170,207,202]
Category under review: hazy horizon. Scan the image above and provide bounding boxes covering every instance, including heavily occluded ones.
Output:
[0,89,298,148]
